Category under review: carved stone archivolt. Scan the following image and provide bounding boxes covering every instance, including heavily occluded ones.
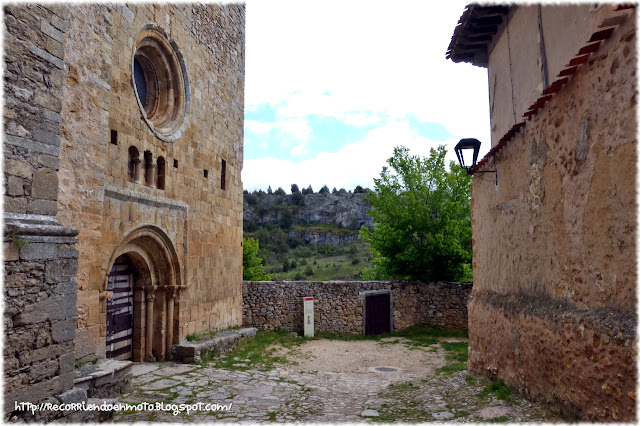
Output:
[105,226,182,362]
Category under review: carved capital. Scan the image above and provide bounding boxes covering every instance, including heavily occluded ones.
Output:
[166,286,178,299]
[145,289,156,302]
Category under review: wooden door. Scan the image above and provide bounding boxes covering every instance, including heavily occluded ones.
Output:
[365,293,391,335]
[106,256,134,360]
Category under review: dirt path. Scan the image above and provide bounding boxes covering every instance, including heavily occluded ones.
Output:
[114,336,565,423]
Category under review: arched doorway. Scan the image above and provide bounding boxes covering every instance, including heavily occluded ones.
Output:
[104,226,182,362]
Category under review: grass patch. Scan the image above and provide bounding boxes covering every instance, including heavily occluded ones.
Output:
[435,341,468,374]
[465,374,477,386]
[379,381,420,398]
[186,333,200,342]
[478,379,513,401]
[212,330,305,371]
[441,341,468,362]
[435,362,467,375]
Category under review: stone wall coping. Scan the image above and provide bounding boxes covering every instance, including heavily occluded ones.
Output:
[4,212,79,237]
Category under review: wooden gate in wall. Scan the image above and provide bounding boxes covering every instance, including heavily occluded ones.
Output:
[365,293,392,335]
[106,255,134,360]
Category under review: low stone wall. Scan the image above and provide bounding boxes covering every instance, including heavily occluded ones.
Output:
[243,281,471,334]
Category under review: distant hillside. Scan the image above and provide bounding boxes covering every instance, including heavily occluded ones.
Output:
[242,188,374,280]
[243,191,374,231]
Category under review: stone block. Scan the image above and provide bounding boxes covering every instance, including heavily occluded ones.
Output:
[47,294,77,322]
[6,175,25,196]
[32,169,58,200]
[57,244,79,259]
[4,158,34,179]
[4,242,20,262]
[51,318,76,343]
[5,134,60,156]
[55,387,87,405]
[28,199,58,215]
[59,352,75,375]
[29,360,59,382]
[20,243,58,261]
[45,258,78,283]
[4,195,28,213]
[33,129,61,147]
[41,20,65,43]
[29,45,65,70]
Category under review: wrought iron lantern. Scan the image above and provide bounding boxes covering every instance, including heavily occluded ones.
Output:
[454,138,497,184]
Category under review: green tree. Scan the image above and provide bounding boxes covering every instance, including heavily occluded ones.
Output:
[274,187,286,196]
[360,145,472,282]
[319,185,330,194]
[279,208,294,230]
[291,184,300,193]
[243,237,272,280]
[291,191,305,206]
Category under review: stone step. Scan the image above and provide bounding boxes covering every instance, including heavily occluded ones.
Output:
[74,359,133,398]
[172,327,258,363]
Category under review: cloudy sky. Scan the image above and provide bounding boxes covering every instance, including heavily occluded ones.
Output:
[242,0,491,192]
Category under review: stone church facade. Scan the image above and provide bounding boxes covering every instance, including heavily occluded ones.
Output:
[447,4,636,421]
[4,4,244,419]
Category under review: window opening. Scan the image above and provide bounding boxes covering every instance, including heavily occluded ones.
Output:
[221,159,226,190]
[128,146,140,182]
[156,157,166,190]
[111,129,118,145]
[204,169,208,179]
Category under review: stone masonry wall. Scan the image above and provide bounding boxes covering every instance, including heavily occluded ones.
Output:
[56,4,245,362]
[469,8,636,421]
[3,4,84,421]
[243,281,471,334]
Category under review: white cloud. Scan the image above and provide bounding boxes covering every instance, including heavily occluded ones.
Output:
[242,118,462,192]
[245,120,275,134]
[243,0,494,186]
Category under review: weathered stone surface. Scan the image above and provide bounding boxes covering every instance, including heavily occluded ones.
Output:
[19,242,58,260]
[31,169,58,200]
[244,281,470,334]
[27,199,57,215]
[173,327,257,363]
[51,318,76,343]
[45,258,78,283]
[55,387,86,405]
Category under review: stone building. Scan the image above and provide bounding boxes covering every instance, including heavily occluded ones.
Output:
[4,4,245,419]
[447,4,636,421]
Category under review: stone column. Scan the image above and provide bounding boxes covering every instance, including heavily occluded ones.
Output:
[133,287,146,362]
[145,289,156,362]
[166,287,176,358]
[157,287,166,361]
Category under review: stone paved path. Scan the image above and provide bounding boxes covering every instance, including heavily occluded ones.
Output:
[113,337,565,423]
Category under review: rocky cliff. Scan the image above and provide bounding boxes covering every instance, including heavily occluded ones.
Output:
[243,192,374,229]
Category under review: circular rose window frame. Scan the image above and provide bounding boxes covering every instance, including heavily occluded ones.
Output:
[131,24,191,143]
